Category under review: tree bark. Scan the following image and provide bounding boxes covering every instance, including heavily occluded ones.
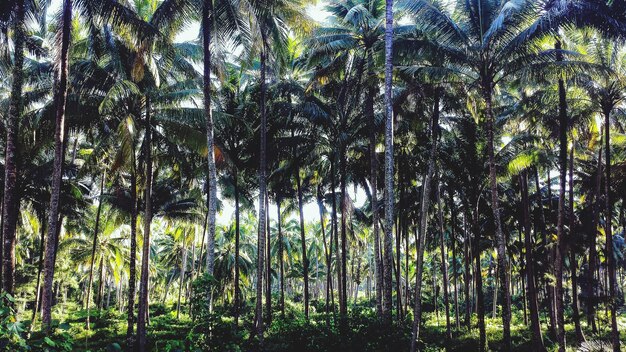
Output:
[569,144,585,344]
[277,198,285,318]
[137,96,153,352]
[202,0,217,291]
[410,93,439,352]
[234,171,241,326]
[41,0,71,329]
[437,181,451,339]
[1,0,25,295]
[177,232,187,320]
[127,150,138,347]
[483,86,511,351]
[603,107,620,352]
[382,0,394,325]
[86,173,106,330]
[317,186,331,324]
[254,36,268,343]
[296,169,309,319]
[554,39,567,352]
[521,171,545,351]
[586,142,602,333]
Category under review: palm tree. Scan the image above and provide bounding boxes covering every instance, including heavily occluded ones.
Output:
[382,0,394,325]
[1,0,25,296]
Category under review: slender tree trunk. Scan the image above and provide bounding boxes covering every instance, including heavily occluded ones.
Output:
[202,0,217,297]
[277,198,285,318]
[2,0,25,296]
[521,171,545,351]
[366,55,383,319]
[339,149,348,322]
[463,213,471,330]
[330,159,341,312]
[296,169,310,319]
[483,86,511,351]
[97,257,105,309]
[30,220,47,329]
[395,216,403,320]
[254,37,268,343]
[265,195,271,325]
[410,93,439,352]
[317,186,331,324]
[127,153,138,347]
[382,0,394,325]
[602,107,620,352]
[449,195,460,331]
[569,145,585,344]
[437,181,451,339]
[586,143,602,333]
[555,39,567,352]
[86,173,106,330]
[234,171,241,326]
[137,97,153,352]
[177,232,187,320]
[41,0,71,329]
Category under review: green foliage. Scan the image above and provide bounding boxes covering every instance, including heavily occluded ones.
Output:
[0,293,27,351]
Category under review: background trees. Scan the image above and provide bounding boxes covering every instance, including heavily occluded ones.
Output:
[0,0,626,351]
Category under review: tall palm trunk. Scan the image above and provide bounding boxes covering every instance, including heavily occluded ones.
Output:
[586,143,602,333]
[177,232,187,319]
[137,97,153,352]
[521,170,544,351]
[41,0,71,329]
[127,152,138,346]
[265,194,271,325]
[569,145,585,344]
[254,37,268,343]
[296,169,309,319]
[1,0,25,295]
[234,171,241,326]
[437,182,451,340]
[410,94,439,352]
[483,86,511,351]
[462,214,471,330]
[554,39,567,352]
[30,219,47,329]
[449,195,460,330]
[382,0,394,325]
[317,186,331,323]
[366,54,383,319]
[330,158,342,316]
[86,173,106,330]
[602,107,620,352]
[277,198,285,317]
[202,0,217,289]
[339,149,348,320]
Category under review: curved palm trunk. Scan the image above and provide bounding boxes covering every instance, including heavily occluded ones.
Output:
[483,87,512,351]
[296,170,309,319]
[382,0,394,325]
[41,0,71,329]
[521,170,545,351]
[254,38,268,343]
[86,173,106,330]
[410,94,439,352]
[1,0,25,295]
[602,107,620,352]
[137,97,153,352]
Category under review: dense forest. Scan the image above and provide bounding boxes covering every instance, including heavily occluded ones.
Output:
[1,0,626,351]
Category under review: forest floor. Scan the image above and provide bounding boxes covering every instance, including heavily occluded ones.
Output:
[23,300,626,351]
